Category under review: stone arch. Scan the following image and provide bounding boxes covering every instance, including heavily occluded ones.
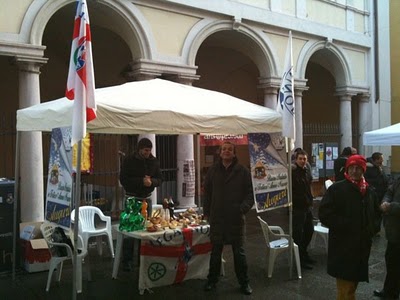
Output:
[297,40,351,87]
[184,19,278,78]
[24,0,153,60]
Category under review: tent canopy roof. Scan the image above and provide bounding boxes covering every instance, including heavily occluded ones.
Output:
[363,123,400,146]
[17,79,282,135]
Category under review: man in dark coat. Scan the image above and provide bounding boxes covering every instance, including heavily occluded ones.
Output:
[320,155,380,300]
[334,146,355,181]
[203,141,254,295]
[291,149,314,269]
[119,137,163,271]
[364,152,388,235]
[373,178,400,299]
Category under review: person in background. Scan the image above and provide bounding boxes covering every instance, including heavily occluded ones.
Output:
[291,149,315,270]
[373,177,400,300]
[364,152,388,235]
[203,141,254,295]
[319,155,380,300]
[119,137,163,271]
[334,146,356,182]
[292,147,312,182]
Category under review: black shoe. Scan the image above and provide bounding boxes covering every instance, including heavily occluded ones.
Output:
[374,290,385,298]
[302,256,317,264]
[122,261,132,272]
[300,262,313,270]
[204,281,216,291]
[240,284,253,295]
[373,289,399,299]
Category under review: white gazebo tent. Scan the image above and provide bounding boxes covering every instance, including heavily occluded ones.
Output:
[13,78,282,282]
[363,122,400,146]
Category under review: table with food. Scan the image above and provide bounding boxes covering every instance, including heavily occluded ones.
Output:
[112,200,211,294]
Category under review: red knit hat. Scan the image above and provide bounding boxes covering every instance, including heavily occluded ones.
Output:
[345,154,367,173]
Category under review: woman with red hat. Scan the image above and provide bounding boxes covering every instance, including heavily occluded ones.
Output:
[319,154,381,300]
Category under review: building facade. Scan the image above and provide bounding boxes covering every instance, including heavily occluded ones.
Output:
[0,0,391,222]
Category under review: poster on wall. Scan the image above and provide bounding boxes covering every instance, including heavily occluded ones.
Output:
[45,127,73,228]
[182,159,195,197]
[248,132,288,212]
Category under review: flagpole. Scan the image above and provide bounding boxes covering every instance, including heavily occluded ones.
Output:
[67,1,96,297]
[276,30,295,278]
[286,137,294,278]
[72,141,82,299]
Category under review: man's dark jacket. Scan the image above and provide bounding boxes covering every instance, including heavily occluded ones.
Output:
[364,160,388,201]
[291,163,313,210]
[382,179,400,243]
[119,152,162,197]
[204,158,254,245]
[334,156,348,181]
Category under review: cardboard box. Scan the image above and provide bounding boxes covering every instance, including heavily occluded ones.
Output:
[20,222,51,273]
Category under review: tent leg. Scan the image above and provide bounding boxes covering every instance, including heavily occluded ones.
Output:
[12,131,20,281]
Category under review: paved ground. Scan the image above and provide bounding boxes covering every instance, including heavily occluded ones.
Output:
[0,207,387,300]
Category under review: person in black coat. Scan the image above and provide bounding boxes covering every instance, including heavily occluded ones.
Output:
[119,138,163,271]
[373,178,400,299]
[203,141,254,295]
[364,152,388,235]
[319,155,380,300]
[334,146,356,181]
[291,149,315,269]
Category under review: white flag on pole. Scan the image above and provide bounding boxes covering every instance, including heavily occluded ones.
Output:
[66,0,96,146]
[277,31,295,150]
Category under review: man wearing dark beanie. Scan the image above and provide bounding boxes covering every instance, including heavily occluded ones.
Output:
[119,137,163,271]
[319,154,381,300]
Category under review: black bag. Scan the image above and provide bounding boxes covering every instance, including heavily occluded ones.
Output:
[51,226,74,257]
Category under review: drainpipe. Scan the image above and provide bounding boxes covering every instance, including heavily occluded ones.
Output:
[374,0,380,103]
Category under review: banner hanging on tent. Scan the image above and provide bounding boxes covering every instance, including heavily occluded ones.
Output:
[45,127,73,227]
[45,127,93,227]
[199,134,248,146]
[248,132,289,212]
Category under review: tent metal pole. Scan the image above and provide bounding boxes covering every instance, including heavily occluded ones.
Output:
[12,131,20,281]
[196,134,201,211]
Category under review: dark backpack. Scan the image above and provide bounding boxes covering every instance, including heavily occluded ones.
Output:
[51,226,74,257]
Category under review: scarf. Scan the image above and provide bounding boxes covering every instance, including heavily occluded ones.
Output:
[344,172,368,196]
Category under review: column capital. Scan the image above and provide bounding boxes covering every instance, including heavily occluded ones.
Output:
[335,92,354,102]
[124,58,199,83]
[13,55,48,73]
[257,76,281,90]
[163,74,199,86]
[358,93,371,103]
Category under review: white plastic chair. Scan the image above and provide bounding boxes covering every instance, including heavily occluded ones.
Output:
[71,206,115,258]
[310,222,329,252]
[257,216,302,279]
[40,222,91,293]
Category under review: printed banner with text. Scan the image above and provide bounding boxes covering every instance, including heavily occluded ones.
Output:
[45,127,74,228]
[45,127,93,227]
[248,132,289,212]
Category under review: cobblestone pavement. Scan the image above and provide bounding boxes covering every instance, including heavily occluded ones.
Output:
[0,207,387,300]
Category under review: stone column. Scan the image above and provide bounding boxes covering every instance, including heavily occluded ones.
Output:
[358,93,370,155]
[338,94,353,150]
[172,77,196,209]
[262,87,278,109]
[15,56,47,222]
[124,72,159,208]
